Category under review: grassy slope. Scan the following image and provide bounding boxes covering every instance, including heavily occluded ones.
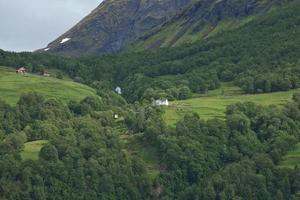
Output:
[280,143,300,169]
[21,140,48,160]
[0,67,97,105]
[134,17,252,51]
[164,83,299,126]
[131,3,259,51]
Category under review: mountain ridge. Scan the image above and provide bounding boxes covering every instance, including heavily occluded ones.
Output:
[41,0,194,56]
[40,0,295,56]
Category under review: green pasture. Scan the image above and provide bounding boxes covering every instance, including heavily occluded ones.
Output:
[21,140,49,160]
[164,83,299,126]
[280,143,300,169]
[0,67,97,105]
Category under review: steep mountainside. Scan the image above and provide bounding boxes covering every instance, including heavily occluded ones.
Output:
[41,0,293,56]
[132,0,291,50]
[42,0,193,56]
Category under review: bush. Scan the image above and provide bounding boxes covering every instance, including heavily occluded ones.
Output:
[178,86,192,100]
[39,144,58,161]
[56,72,64,79]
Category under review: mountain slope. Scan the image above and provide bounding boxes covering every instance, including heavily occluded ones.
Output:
[131,0,292,50]
[41,0,293,56]
[42,0,194,56]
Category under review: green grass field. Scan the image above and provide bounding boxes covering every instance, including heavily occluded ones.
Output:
[164,83,300,126]
[21,140,48,160]
[280,143,300,169]
[0,67,97,105]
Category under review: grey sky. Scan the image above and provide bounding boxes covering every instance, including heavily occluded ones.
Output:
[0,0,103,52]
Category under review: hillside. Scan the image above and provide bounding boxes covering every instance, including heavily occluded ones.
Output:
[164,83,300,125]
[41,0,194,56]
[131,0,292,50]
[0,67,96,105]
[41,0,293,56]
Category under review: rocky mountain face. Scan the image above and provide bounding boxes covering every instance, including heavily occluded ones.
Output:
[42,0,193,56]
[42,0,293,56]
[132,0,293,50]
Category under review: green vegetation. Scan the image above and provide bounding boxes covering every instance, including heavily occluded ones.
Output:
[280,143,300,169]
[164,83,300,125]
[0,1,299,199]
[1,1,300,103]
[132,14,257,51]
[20,140,48,160]
[124,134,161,180]
[1,92,299,199]
[0,93,156,199]
[0,67,96,105]
[129,0,281,51]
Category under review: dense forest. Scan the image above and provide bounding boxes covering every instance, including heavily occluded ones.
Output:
[0,1,300,199]
[0,91,300,199]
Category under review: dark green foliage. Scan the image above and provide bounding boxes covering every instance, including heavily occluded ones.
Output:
[39,144,58,161]
[178,86,192,100]
[17,92,45,127]
[69,96,103,116]
[0,93,153,200]
[0,133,27,155]
[293,93,300,106]
[139,96,300,199]
[40,98,71,121]
[0,100,19,134]
[1,92,300,199]
[56,71,63,79]
[24,121,59,141]
[235,70,300,94]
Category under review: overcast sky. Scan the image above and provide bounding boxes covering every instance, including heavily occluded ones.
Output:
[0,0,103,52]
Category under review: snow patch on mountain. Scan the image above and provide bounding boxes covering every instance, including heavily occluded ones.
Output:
[60,38,71,44]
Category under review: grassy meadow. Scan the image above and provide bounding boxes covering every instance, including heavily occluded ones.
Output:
[0,67,97,105]
[164,83,300,126]
[21,140,48,160]
[280,143,300,169]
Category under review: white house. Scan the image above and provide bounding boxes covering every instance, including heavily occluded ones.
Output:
[154,99,169,106]
[115,87,122,95]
